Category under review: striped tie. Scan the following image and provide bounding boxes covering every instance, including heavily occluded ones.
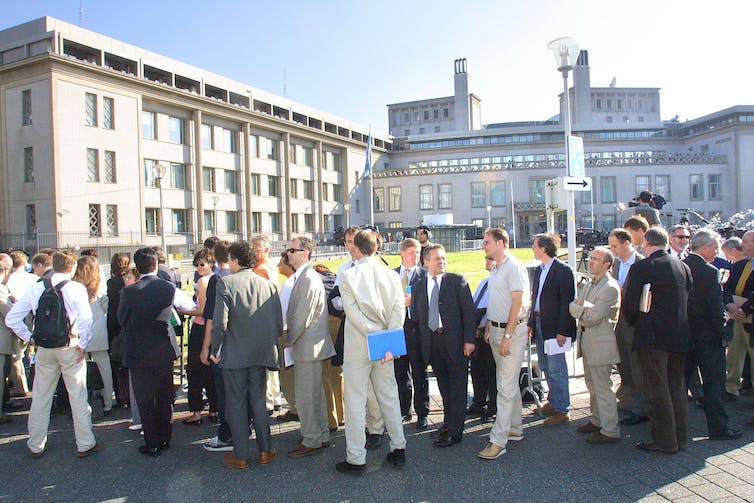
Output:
[735,259,753,296]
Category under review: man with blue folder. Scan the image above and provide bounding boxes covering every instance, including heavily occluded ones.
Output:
[337,229,407,474]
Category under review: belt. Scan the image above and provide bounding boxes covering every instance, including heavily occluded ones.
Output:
[431,328,445,335]
[489,320,508,328]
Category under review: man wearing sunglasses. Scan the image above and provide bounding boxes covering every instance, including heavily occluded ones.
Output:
[668,225,691,260]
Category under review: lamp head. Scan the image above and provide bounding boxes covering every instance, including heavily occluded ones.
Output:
[547,37,579,72]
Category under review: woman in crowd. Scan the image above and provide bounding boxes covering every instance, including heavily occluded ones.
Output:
[73,255,114,414]
[182,249,216,425]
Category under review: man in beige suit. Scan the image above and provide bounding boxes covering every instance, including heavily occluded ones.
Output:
[336,230,407,474]
[285,236,336,459]
[569,248,622,444]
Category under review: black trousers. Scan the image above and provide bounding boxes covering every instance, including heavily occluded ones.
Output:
[692,334,730,435]
[637,349,688,451]
[131,365,174,449]
[470,328,496,412]
[394,325,429,418]
[430,332,468,440]
[186,322,217,413]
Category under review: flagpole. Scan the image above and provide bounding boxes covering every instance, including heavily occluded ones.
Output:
[367,126,374,227]
[510,181,517,249]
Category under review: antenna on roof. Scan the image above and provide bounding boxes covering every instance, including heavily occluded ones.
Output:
[78,0,84,26]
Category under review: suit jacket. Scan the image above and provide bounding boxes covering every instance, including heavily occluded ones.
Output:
[393,265,426,332]
[413,272,476,364]
[723,258,754,308]
[684,253,726,343]
[569,274,621,366]
[157,264,181,288]
[285,263,336,362]
[118,275,177,368]
[622,249,693,352]
[339,256,405,363]
[528,259,577,340]
[210,268,281,370]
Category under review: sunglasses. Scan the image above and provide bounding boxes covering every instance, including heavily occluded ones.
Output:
[286,248,306,253]
[672,235,690,239]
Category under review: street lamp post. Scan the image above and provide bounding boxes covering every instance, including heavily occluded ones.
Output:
[486,205,492,229]
[211,195,219,236]
[547,36,580,271]
[154,162,169,251]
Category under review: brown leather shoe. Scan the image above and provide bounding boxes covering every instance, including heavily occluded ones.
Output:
[541,403,557,416]
[287,443,321,458]
[543,412,570,426]
[223,454,249,469]
[587,431,620,444]
[278,411,299,422]
[258,449,277,465]
[576,422,600,434]
[76,442,102,458]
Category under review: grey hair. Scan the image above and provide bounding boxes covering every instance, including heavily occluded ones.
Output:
[644,227,669,248]
[690,228,720,252]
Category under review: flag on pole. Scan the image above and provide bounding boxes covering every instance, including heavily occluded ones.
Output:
[364,133,372,178]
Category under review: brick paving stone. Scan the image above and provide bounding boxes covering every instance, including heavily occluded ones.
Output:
[688,483,735,501]
[655,482,695,500]
[726,483,754,501]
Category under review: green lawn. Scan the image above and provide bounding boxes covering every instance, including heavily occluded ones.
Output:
[312,248,536,293]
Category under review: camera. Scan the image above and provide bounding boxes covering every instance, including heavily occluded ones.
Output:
[575,228,606,249]
[627,192,666,210]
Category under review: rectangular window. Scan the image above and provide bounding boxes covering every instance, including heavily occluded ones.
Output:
[374,188,385,212]
[419,184,433,210]
[103,97,114,129]
[85,93,97,127]
[290,179,299,199]
[322,183,331,202]
[88,204,101,236]
[23,147,33,183]
[304,214,313,232]
[269,213,280,232]
[106,204,118,236]
[169,117,183,144]
[249,135,258,157]
[142,111,155,139]
[471,182,486,207]
[223,128,235,153]
[423,111,429,120]
[529,180,545,203]
[87,148,99,182]
[331,152,341,172]
[22,89,32,125]
[433,109,439,119]
[601,214,616,233]
[490,181,505,206]
[224,170,236,194]
[600,177,616,203]
[438,183,452,209]
[251,212,261,233]
[708,174,721,200]
[144,159,156,187]
[26,204,36,233]
[170,163,186,189]
[389,186,401,211]
[203,167,216,192]
[265,138,277,160]
[355,199,361,214]
[104,151,116,183]
[443,108,449,118]
[303,180,313,200]
[333,184,341,202]
[690,174,704,201]
[303,147,313,167]
[291,213,300,234]
[204,210,216,233]
[635,175,650,194]
[171,209,186,233]
[251,173,260,195]
[145,208,159,234]
[655,175,670,201]
[226,211,238,232]
[201,124,212,149]
[268,176,279,197]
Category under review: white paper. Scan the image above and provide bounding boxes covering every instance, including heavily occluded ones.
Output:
[582,299,595,309]
[544,337,572,355]
[284,347,295,367]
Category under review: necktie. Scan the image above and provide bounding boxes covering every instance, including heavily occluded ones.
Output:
[401,268,409,291]
[612,260,620,280]
[474,281,488,308]
[428,276,440,331]
[735,259,753,296]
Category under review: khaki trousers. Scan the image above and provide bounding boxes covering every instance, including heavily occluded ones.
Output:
[725,321,754,395]
[488,323,526,447]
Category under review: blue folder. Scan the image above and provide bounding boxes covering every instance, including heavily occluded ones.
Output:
[367,327,407,361]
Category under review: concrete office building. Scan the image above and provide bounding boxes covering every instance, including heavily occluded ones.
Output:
[375,53,754,241]
[0,17,389,253]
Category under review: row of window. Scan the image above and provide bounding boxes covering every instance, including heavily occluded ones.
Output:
[394,107,451,125]
[28,204,121,236]
[593,96,656,113]
[143,209,321,235]
[85,93,115,129]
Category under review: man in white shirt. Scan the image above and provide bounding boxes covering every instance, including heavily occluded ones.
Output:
[668,225,691,260]
[6,251,99,458]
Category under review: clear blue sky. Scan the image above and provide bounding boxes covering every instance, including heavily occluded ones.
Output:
[2,0,752,133]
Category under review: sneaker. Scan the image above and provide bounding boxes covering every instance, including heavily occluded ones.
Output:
[478,442,506,460]
[508,432,524,442]
[204,436,234,452]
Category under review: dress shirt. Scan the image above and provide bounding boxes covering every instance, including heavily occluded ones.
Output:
[279,275,295,330]
[6,272,93,349]
[331,259,356,311]
[399,265,417,286]
[426,274,444,329]
[292,262,311,284]
[615,251,639,287]
[534,258,554,311]
[669,247,687,260]
[140,272,197,311]
[6,269,38,299]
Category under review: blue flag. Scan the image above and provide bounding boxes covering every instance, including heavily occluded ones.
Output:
[364,133,372,178]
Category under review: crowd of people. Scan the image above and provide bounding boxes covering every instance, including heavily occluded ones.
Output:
[0,210,751,471]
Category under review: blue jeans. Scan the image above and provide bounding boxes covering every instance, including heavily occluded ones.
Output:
[533,318,570,413]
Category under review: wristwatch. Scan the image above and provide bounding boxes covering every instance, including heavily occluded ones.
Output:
[503,333,512,340]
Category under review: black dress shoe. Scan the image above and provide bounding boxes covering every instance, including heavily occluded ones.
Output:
[434,436,461,448]
[709,428,742,440]
[635,441,678,454]
[386,448,405,467]
[159,441,170,450]
[466,405,485,417]
[139,445,161,457]
[402,413,413,422]
[481,411,496,423]
[416,416,428,431]
[336,460,366,474]
[365,433,384,451]
[620,413,649,426]
[429,426,448,439]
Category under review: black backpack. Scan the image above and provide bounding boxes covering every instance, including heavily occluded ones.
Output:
[33,279,72,348]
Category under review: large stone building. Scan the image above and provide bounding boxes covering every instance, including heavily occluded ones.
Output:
[0,17,389,252]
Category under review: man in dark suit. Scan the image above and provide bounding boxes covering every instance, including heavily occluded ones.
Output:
[684,229,741,440]
[118,247,195,457]
[723,230,754,397]
[413,244,476,447]
[211,240,282,469]
[528,233,576,426]
[623,227,693,453]
[393,238,429,430]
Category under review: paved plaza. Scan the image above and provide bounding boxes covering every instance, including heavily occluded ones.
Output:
[1,369,754,502]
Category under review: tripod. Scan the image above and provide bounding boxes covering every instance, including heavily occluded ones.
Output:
[577,245,594,273]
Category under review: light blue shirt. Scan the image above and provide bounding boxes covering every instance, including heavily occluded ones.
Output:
[535,259,554,311]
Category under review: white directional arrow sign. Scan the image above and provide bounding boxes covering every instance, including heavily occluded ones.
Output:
[563,176,592,191]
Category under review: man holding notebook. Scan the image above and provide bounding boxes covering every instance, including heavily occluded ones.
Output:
[337,229,406,474]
